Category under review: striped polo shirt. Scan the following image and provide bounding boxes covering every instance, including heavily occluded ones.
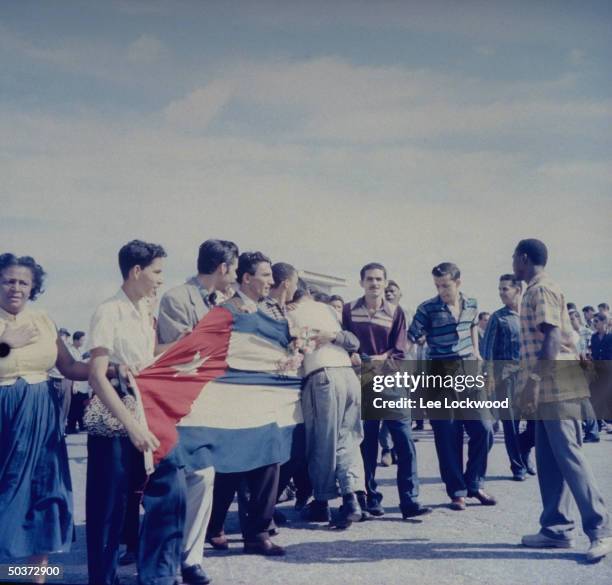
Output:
[408,293,478,360]
[342,297,406,359]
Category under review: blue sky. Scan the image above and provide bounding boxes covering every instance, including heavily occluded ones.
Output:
[1,0,611,331]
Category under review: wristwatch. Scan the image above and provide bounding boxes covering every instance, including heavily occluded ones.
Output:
[0,342,11,358]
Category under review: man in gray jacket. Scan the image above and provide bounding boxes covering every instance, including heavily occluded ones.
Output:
[157,239,239,585]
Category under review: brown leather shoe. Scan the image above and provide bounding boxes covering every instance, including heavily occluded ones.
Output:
[449,497,466,511]
[244,535,286,556]
[206,532,229,550]
[467,489,497,506]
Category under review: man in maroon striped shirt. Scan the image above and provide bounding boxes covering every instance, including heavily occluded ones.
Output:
[342,262,431,520]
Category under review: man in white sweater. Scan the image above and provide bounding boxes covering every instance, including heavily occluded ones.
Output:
[289,286,365,528]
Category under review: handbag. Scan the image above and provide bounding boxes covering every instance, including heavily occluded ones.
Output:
[83,365,142,437]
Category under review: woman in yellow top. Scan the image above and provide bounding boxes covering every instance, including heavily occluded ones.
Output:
[0,253,89,573]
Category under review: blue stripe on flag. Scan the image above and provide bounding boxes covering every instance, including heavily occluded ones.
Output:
[177,423,303,473]
[228,307,292,349]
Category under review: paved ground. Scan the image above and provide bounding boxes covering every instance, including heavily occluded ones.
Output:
[45,428,612,585]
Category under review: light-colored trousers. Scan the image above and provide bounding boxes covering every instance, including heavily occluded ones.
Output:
[182,466,215,567]
[302,366,365,501]
[536,400,611,541]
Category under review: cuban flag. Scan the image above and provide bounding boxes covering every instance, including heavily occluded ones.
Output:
[133,303,303,473]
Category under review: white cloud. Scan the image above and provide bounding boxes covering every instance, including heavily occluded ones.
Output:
[163,81,235,130]
[127,34,166,64]
[2,46,610,327]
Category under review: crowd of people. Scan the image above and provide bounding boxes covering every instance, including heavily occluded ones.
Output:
[0,237,611,585]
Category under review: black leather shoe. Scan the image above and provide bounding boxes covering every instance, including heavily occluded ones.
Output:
[244,536,286,556]
[302,500,331,522]
[333,493,363,528]
[367,501,385,517]
[401,504,433,519]
[467,489,497,506]
[181,564,211,585]
[449,497,466,511]
[356,491,370,521]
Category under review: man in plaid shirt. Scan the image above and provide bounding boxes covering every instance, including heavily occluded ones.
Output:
[513,238,611,562]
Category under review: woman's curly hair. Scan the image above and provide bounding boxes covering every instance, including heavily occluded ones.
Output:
[0,253,47,300]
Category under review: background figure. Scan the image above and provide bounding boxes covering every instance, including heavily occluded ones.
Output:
[66,331,90,434]
[481,274,529,481]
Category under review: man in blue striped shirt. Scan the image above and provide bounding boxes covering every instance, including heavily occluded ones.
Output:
[407,262,495,511]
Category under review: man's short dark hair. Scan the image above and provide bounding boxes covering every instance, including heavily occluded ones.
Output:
[594,313,608,324]
[432,262,460,281]
[329,294,344,304]
[598,303,610,311]
[499,273,522,288]
[313,292,331,303]
[236,251,271,284]
[271,262,296,288]
[292,278,310,303]
[0,253,46,300]
[197,239,239,275]
[360,262,387,281]
[478,312,490,321]
[567,302,577,312]
[118,240,166,280]
[386,279,400,290]
[583,305,595,313]
[515,239,548,267]
[73,331,86,342]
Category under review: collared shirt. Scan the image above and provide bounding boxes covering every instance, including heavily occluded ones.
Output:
[481,306,521,361]
[259,296,288,322]
[591,333,612,361]
[0,305,57,385]
[190,275,217,309]
[519,272,576,361]
[236,289,259,312]
[89,288,155,370]
[342,297,406,359]
[519,272,586,403]
[407,293,478,360]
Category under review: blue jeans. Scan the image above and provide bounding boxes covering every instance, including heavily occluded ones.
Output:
[87,436,184,585]
[361,417,419,511]
[430,419,494,498]
[495,374,528,476]
[138,449,186,585]
[379,422,393,451]
[87,436,145,585]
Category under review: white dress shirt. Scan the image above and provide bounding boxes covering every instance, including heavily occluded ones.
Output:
[89,288,155,370]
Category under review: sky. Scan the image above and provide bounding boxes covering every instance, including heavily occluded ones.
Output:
[1,0,611,333]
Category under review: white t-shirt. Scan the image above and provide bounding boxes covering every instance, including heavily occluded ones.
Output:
[89,288,155,370]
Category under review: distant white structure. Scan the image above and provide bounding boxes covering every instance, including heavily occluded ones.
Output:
[299,269,346,294]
